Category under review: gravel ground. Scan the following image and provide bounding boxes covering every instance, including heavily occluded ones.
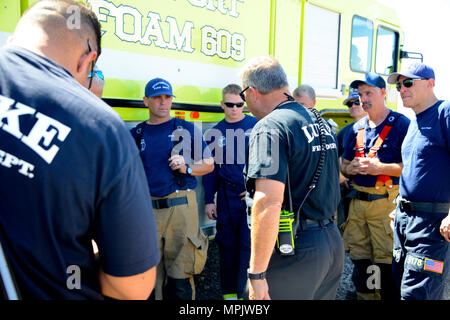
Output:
[195,239,357,300]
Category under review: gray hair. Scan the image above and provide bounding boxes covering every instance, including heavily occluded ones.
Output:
[293,84,316,100]
[240,56,288,94]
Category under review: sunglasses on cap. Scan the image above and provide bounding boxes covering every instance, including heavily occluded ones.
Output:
[346,100,360,108]
[239,86,250,102]
[88,70,104,80]
[396,78,427,92]
[224,102,244,108]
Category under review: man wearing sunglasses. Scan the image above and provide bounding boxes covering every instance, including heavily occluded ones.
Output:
[242,56,343,300]
[340,72,410,300]
[0,0,159,300]
[337,91,367,157]
[336,91,367,233]
[387,63,449,300]
[203,84,257,300]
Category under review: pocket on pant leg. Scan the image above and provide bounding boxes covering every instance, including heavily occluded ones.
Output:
[375,218,394,263]
[185,230,209,275]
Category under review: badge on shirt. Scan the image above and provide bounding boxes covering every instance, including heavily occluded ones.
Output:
[424,258,444,274]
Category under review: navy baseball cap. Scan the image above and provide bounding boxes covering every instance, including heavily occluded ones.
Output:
[343,91,359,105]
[350,72,386,90]
[145,78,176,98]
[387,62,435,84]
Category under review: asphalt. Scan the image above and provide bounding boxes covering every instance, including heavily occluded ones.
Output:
[194,239,357,300]
[195,239,450,300]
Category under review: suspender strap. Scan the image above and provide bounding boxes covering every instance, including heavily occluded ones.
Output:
[355,124,392,159]
[355,128,365,158]
[354,123,394,188]
[368,125,392,158]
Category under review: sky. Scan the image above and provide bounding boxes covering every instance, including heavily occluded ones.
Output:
[378,0,450,101]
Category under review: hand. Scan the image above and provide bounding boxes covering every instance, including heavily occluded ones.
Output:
[205,203,217,220]
[340,175,350,188]
[248,279,270,300]
[388,209,396,231]
[357,157,381,175]
[440,214,450,242]
[168,155,186,173]
[240,191,247,201]
[346,158,364,176]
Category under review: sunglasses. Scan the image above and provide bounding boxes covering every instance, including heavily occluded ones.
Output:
[396,78,426,92]
[224,102,244,108]
[87,40,95,90]
[88,70,104,80]
[239,86,250,102]
[346,100,360,108]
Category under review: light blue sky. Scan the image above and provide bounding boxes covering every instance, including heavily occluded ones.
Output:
[379,0,450,100]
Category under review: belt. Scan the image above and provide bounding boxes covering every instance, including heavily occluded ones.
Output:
[397,198,450,214]
[346,189,389,202]
[299,218,334,231]
[152,196,188,210]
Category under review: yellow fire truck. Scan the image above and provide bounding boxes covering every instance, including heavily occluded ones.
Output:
[0,0,416,233]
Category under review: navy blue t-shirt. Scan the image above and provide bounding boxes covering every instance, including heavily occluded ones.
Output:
[245,102,340,221]
[337,122,355,157]
[203,115,258,204]
[131,118,211,197]
[0,46,159,299]
[400,101,450,203]
[342,111,410,187]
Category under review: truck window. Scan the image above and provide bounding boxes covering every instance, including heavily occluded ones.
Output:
[375,26,399,75]
[301,3,340,89]
[350,15,373,73]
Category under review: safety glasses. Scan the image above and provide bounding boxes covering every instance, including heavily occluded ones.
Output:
[87,40,94,90]
[346,100,360,108]
[224,102,244,108]
[239,86,250,102]
[88,70,104,80]
[396,78,426,92]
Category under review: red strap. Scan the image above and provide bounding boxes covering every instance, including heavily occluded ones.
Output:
[355,129,365,158]
[368,125,392,158]
[354,125,393,188]
[355,125,392,158]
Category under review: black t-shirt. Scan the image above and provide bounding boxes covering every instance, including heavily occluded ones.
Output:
[0,46,159,299]
[245,102,340,220]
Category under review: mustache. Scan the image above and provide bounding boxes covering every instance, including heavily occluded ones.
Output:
[362,102,373,110]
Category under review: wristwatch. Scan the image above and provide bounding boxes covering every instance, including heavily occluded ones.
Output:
[247,269,266,280]
[185,164,193,176]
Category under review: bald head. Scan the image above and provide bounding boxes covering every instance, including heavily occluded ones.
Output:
[9,0,101,85]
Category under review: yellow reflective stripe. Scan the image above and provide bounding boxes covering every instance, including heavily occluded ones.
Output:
[223,293,238,300]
